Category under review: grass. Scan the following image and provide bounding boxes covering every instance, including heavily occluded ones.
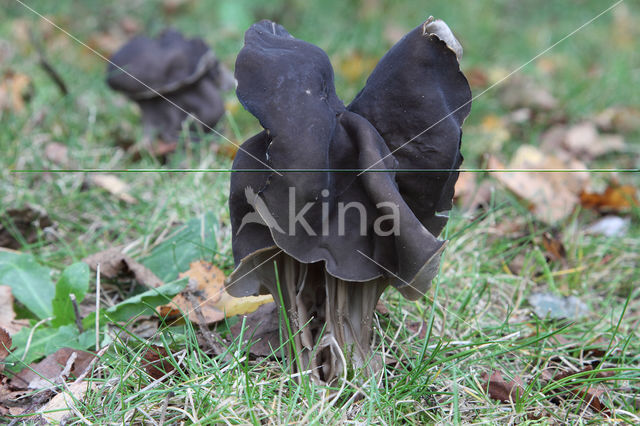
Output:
[1,0,639,423]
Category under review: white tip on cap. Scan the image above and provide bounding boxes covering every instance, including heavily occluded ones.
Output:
[423,16,463,61]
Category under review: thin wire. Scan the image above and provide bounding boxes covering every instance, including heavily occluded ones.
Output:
[357,0,626,175]
[9,168,640,173]
[12,0,283,177]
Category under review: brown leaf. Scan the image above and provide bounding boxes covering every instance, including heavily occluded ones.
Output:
[498,75,557,111]
[375,300,389,316]
[0,71,32,114]
[543,365,612,415]
[141,346,175,380]
[406,320,428,339]
[565,123,625,159]
[87,31,127,57]
[465,67,489,89]
[163,0,194,15]
[83,248,163,288]
[159,261,272,325]
[214,142,239,160]
[541,232,567,263]
[454,173,493,212]
[542,122,626,161]
[228,303,281,358]
[489,146,589,224]
[0,286,28,336]
[10,348,95,390]
[0,204,52,249]
[580,184,639,213]
[44,142,69,167]
[0,327,11,373]
[594,106,640,134]
[571,385,610,415]
[482,370,525,403]
[89,174,137,204]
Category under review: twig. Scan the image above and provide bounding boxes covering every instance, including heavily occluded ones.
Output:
[20,316,52,362]
[28,28,68,96]
[159,391,174,425]
[95,264,100,353]
[69,293,84,333]
[73,345,109,384]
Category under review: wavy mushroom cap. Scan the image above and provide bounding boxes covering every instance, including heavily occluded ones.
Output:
[105,29,233,141]
[349,17,472,236]
[107,29,210,94]
[229,19,471,300]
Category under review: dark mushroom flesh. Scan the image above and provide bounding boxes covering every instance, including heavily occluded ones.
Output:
[227,18,471,386]
[106,29,234,141]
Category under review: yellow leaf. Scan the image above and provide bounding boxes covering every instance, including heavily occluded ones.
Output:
[160,260,273,324]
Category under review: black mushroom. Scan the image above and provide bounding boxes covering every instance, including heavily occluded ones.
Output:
[106,29,234,141]
[227,18,471,386]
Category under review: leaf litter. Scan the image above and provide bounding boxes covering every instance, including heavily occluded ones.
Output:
[158,260,273,325]
[84,247,163,289]
[483,332,616,416]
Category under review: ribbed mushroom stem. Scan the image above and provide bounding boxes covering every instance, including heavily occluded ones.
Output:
[271,254,387,386]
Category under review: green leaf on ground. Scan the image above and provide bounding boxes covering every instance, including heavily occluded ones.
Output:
[51,262,90,327]
[142,212,218,282]
[0,251,54,320]
[105,280,188,323]
[4,325,88,372]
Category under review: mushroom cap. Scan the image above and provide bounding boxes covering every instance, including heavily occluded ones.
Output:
[107,29,211,95]
[106,29,232,141]
[228,19,471,300]
[349,18,472,236]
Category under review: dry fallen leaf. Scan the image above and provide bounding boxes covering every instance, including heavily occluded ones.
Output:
[10,348,96,390]
[454,172,494,212]
[580,184,639,213]
[489,145,590,224]
[83,247,163,288]
[0,204,52,249]
[498,75,557,111]
[214,142,239,160]
[0,71,32,115]
[541,365,612,415]
[465,67,489,89]
[88,31,128,57]
[375,300,390,316]
[594,106,640,134]
[44,142,70,167]
[541,232,567,264]
[163,0,194,15]
[228,303,281,358]
[0,327,11,373]
[90,174,137,204]
[482,370,525,403]
[541,122,625,161]
[565,123,625,159]
[0,286,28,336]
[141,345,175,380]
[39,381,95,424]
[159,260,273,325]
